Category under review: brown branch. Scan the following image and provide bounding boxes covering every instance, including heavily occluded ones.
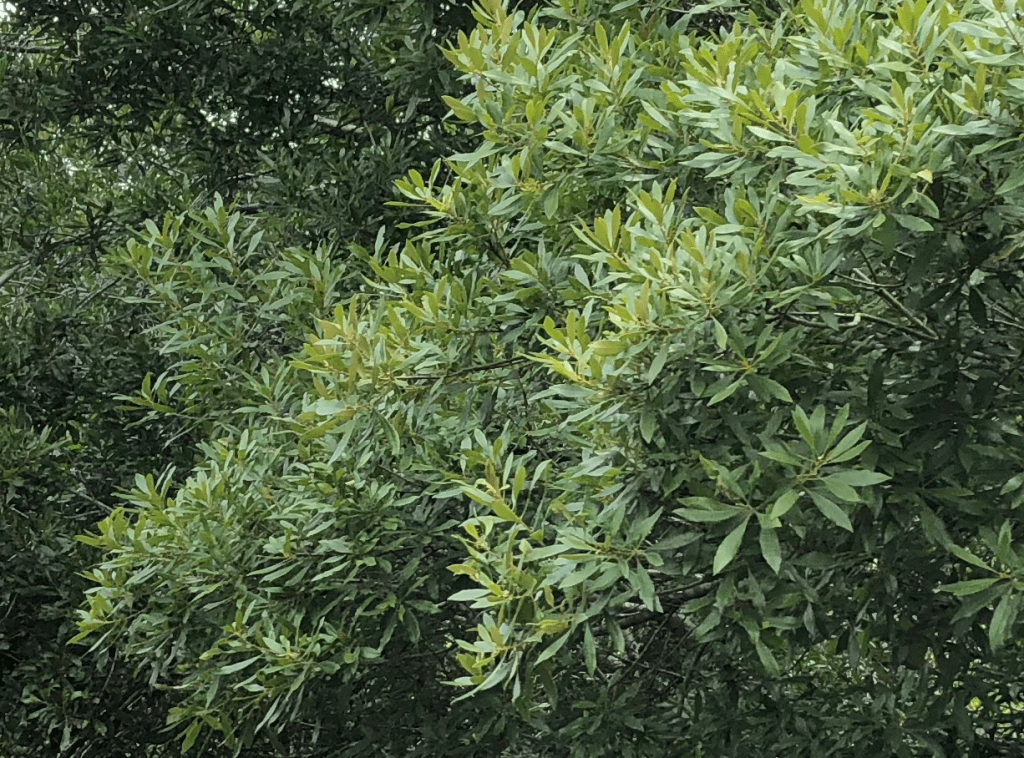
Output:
[617,580,718,632]
[397,356,529,382]
[844,270,940,340]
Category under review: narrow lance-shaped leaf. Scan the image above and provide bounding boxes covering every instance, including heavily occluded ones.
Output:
[989,592,1019,652]
[808,490,853,532]
[759,525,782,573]
[714,515,750,574]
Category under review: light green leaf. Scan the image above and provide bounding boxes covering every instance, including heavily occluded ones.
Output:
[632,563,658,611]
[746,374,793,403]
[747,125,790,142]
[1000,472,1024,495]
[648,343,670,384]
[830,422,868,459]
[792,406,814,448]
[216,656,262,676]
[769,490,800,519]
[709,379,743,406]
[535,629,572,664]
[950,544,994,571]
[893,214,933,232]
[828,439,872,464]
[182,721,202,753]
[461,484,521,522]
[449,588,492,602]
[821,475,860,502]
[824,470,889,487]
[997,170,1024,196]
[640,410,657,443]
[675,504,744,522]
[713,319,728,351]
[713,516,750,574]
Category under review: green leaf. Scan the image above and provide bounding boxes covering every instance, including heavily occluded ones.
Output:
[952,583,1008,624]
[989,592,1019,652]
[769,490,800,519]
[607,618,626,655]
[759,525,782,573]
[792,406,815,448]
[632,563,658,611]
[918,506,951,547]
[997,169,1024,196]
[535,629,572,664]
[709,379,743,406]
[583,624,597,676]
[1001,472,1024,495]
[713,318,728,351]
[808,491,853,532]
[485,499,520,524]
[893,213,933,232]
[639,410,657,443]
[461,484,521,523]
[648,343,670,384]
[824,470,889,487]
[968,288,989,327]
[216,656,262,676]
[950,544,994,571]
[449,588,492,602]
[713,516,750,574]
[938,578,1001,596]
[469,657,515,696]
[828,439,872,465]
[760,442,802,466]
[821,475,860,502]
[754,637,781,677]
[182,720,202,753]
[675,503,744,522]
[810,406,826,437]
[746,374,793,403]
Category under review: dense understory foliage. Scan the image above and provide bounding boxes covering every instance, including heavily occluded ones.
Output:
[0,0,483,754]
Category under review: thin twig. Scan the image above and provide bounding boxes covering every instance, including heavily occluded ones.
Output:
[846,270,939,340]
[397,355,529,382]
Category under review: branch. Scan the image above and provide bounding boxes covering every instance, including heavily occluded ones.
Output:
[781,309,935,342]
[617,580,717,632]
[844,270,940,340]
[0,43,62,55]
[397,355,529,382]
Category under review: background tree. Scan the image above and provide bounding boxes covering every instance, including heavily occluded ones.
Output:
[0,1,490,754]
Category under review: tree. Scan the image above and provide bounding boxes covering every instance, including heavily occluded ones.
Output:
[0,1,483,755]
[70,0,1024,756]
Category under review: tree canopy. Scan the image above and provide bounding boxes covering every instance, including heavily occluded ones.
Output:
[0,0,481,754]
[4,0,1024,756]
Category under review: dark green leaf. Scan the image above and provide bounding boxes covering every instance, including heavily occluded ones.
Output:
[808,491,853,532]
[989,592,1019,651]
[759,525,782,573]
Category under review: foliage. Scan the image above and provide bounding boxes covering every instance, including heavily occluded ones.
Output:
[0,0,483,754]
[0,124,198,757]
[55,0,1024,755]
[2,0,482,246]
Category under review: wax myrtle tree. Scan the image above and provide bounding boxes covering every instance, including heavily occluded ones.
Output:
[75,0,1024,756]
